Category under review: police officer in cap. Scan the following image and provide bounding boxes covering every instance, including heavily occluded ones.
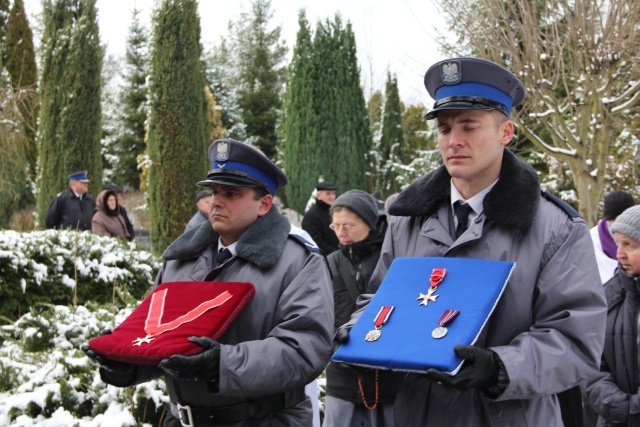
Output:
[89,139,334,426]
[336,58,606,426]
[45,170,95,231]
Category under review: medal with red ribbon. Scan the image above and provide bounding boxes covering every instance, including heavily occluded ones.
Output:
[417,268,447,307]
[431,309,460,339]
[132,288,234,346]
[365,306,394,342]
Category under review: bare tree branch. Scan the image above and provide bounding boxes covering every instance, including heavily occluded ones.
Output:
[435,0,640,224]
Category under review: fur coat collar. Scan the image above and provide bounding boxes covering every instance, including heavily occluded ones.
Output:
[162,206,291,269]
[388,149,540,231]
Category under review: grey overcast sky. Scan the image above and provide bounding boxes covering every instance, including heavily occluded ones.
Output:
[24,0,448,106]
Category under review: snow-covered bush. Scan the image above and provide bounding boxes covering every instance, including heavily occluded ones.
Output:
[0,304,168,426]
[0,230,161,320]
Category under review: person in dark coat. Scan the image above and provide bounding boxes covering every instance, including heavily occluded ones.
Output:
[45,170,95,231]
[302,181,340,256]
[323,190,402,427]
[103,183,135,238]
[586,205,640,426]
[185,189,212,232]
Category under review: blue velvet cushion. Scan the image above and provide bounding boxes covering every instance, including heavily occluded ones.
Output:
[332,257,515,374]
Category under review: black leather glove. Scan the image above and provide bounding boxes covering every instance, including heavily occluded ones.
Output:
[426,345,500,391]
[158,336,221,382]
[332,325,351,354]
[81,329,138,387]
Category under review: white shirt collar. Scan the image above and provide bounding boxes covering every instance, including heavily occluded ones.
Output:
[217,239,237,255]
[450,179,498,226]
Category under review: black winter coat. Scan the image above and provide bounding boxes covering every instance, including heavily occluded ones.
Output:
[45,189,95,231]
[301,200,339,256]
[586,269,640,426]
[326,222,404,404]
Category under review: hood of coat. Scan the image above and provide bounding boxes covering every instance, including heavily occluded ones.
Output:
[388,149,540,232]
[95,189,118,216]
[161,205,291,269]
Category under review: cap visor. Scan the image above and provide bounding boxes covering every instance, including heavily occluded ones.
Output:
[425,102,497,120]
[197,176,261,188]
[79,179,90,183]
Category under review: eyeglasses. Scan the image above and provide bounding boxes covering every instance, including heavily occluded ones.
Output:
[329,223,358,232]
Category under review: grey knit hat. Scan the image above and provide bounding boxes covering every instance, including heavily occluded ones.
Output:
[611,205,640,243]
[330,190,379,231]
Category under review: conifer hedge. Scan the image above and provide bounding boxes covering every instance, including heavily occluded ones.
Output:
[147,0,209,253]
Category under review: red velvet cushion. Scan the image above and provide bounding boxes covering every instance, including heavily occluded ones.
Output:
[89,281,255,364]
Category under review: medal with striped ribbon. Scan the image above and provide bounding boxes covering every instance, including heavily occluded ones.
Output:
[431,309,460,339]
[365,306,395,342]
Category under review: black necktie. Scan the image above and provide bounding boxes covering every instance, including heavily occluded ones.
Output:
[216,248,232,267]
[454,202,472,239]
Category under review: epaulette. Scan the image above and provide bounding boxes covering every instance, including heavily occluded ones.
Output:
[288,233,321,254]
[541,190,581,219]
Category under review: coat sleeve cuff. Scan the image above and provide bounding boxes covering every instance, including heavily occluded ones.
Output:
[483,357,509,399]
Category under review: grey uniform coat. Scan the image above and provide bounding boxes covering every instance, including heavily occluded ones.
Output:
[122,207,334,426]
[586,269,640,426]
[352,150,606,426]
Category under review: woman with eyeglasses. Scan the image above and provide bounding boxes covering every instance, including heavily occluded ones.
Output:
[323,190,403,427]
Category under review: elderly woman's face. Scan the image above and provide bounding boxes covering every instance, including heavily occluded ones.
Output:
[615,233,640,276]
[107,195,117,211]
[330,209,371,245]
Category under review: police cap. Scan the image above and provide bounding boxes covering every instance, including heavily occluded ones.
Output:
[197,139,288,195]
[69,171,90,183]
[424,57,525,120]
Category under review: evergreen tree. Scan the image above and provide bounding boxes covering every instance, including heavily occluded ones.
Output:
[36,0,103,227]
[281,14,371,213]
[312,16,371,197]
[204,38,244,140]
[6,0,38,180]
[147,0,208,253]
[367,90,383,136]
[100,53,124,185]
[402,104,433,154]
[378,71,405,195]
[281,11,316,213]
[113,8,149,189]
[365,90,383,192]
[230,0,287,158]
[204,85,225,142]
[0,0,9,69]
